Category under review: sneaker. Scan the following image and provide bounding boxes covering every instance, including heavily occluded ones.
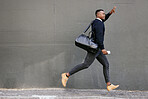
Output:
[107,84,119,91]
[61,73,69,87]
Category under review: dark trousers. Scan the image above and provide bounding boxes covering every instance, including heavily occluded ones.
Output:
[69,50,110,83]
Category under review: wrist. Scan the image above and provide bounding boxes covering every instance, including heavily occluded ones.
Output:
[109,11,112,14]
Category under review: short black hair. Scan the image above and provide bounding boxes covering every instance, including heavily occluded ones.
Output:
[95,9,104,16]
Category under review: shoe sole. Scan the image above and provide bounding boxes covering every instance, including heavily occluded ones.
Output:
[61,73,66,87]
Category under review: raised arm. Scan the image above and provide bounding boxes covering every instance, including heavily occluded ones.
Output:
[103,6,116,22]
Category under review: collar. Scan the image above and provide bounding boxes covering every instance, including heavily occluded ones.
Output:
[96,17,102,22]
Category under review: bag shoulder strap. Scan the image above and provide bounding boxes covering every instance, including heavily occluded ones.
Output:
[83,20,94,33]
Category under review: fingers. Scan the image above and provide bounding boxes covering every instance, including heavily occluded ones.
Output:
[113,6,116,10]
[112,6,116,13]
[102,49,108,55]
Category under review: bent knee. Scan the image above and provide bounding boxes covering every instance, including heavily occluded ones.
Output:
[103,62,109,69]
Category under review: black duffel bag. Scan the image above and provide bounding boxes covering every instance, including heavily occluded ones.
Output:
[75,21,99,53]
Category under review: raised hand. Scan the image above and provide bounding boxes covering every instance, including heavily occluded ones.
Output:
[110,6,116,14]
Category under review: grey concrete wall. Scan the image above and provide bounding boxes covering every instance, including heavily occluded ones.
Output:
[0,0,148,90]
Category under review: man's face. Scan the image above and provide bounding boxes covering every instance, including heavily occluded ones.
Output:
[97,11,105,20]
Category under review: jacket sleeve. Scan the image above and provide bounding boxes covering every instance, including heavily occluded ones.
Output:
[93,21,105,50]
[103,12,111,22]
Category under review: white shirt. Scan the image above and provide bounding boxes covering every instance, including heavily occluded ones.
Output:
[96,17,102,22]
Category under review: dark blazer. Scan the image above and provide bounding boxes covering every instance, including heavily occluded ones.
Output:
[92,13,111,50]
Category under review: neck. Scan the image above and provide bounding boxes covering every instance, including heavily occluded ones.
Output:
[96,16,102,19]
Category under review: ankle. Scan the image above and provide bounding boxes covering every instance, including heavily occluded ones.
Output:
[66,73,70,78]
[107,82,111,86]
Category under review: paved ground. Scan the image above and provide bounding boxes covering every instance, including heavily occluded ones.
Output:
[0,88,148,99]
